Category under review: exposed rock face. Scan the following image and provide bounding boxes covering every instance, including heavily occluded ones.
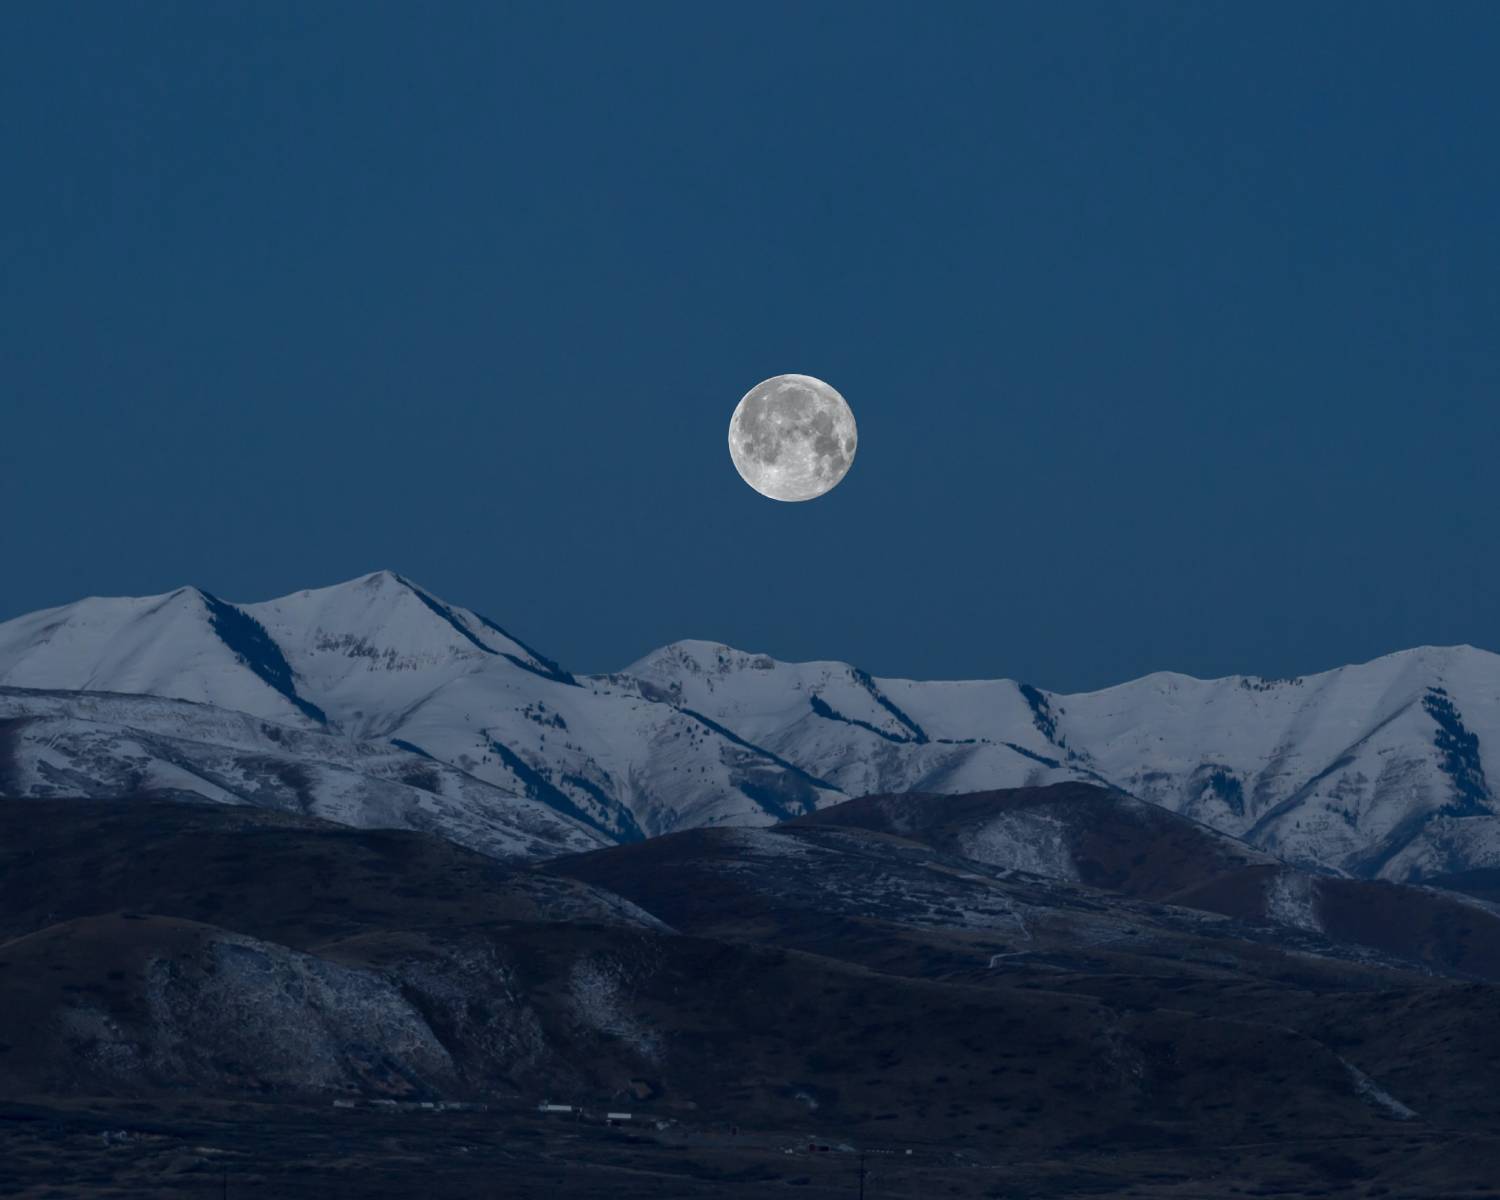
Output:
[142,930,459,1095]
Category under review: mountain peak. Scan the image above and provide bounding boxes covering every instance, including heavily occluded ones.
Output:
[0,584,320,726]
[630,640,780,678]
[352,568,421,592]
[276,568,419,602]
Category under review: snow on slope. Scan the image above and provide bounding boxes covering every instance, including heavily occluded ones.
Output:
[624,641,1500,880]
[0,687,607,861]
[241,571,576,738]
[1044,646,1500,879]
[0,588,324,727]
[613,641,1087,801]
[0,574,842,845]
[237,573,840,838]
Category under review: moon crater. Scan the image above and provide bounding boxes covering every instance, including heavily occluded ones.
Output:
[728,374,857,502]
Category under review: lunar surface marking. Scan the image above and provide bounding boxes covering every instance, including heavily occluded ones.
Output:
[727,374,857,502]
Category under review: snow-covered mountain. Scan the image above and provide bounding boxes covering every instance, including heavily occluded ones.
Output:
[2,571,1497,880]
[0,686,607,861]
[0,573,838,850]
[625,639,1500,880]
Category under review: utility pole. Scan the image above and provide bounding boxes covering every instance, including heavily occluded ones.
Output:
[858,1149,867,1199]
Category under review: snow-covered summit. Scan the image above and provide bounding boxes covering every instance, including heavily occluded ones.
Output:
[246,570,573,683]
[240,570,575,739]
[623,639,1500,879]
[0,585,325,727]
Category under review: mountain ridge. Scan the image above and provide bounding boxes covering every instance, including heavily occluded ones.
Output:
[2,572,1497,880]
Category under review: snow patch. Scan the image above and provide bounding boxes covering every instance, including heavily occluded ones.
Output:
[568,958,659,1060]
[961,812,1078,881]
[1265,870,1322,933]
[1340,1057,1417,1120]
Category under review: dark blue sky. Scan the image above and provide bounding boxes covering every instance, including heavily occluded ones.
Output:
[3,3,1497,691]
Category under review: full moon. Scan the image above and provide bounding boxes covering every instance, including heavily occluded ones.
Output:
[728,374,857,502]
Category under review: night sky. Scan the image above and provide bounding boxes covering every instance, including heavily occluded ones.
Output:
[3,3,1497,691]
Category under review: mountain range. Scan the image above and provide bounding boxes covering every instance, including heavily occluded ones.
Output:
[2,569,1497,880]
